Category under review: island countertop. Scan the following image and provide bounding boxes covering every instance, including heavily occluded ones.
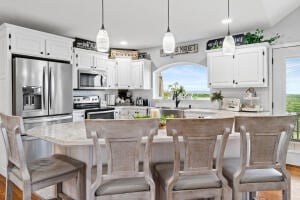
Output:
[26,110,270,146]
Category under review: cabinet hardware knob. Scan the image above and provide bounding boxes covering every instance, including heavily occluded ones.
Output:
[235,82,238,84]
[40,52,43,54]
[47,53,50,55]
[233,80,235,84]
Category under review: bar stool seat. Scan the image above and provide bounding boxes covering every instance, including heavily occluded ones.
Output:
[10,154,85,185]
[223,158,283,184]
[154,163,222,190]
[95,177,150,196]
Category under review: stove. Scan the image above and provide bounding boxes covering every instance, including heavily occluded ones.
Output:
[73,95,115,119]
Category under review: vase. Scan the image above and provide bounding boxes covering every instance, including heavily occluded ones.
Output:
[218,100,223,110]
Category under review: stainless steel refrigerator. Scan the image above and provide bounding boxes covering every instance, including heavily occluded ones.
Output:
[12,57,73,162]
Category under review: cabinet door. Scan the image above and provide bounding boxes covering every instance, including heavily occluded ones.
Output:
[131,61,143,89]
[45,38,72,61]
[10,30,45,57]
[234,47,267,87]
[73,110,85,122]
[208,52,234,88]
[93,53,108,69]
[107,60,117,89]
[74,48,94,69]
[116,58,132,89]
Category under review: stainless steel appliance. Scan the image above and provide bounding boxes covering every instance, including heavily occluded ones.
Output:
[105,94,116,106]
[12,57,73,162]
[78,69,107,89]
[73,95,115,119]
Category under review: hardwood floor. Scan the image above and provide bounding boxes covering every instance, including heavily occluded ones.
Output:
[0,165,300,200]
[0,175,41,200]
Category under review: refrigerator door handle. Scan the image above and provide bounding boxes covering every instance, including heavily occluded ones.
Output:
[42,66,46,110]
[49,66,54,110]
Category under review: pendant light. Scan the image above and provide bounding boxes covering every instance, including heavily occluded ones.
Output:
[163,0,175,54]
[96,0,109,52]
[222,0,235,55]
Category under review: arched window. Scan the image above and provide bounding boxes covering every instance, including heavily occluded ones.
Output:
[153,62,210,99]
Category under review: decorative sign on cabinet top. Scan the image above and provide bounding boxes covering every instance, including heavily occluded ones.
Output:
[206,34,245,50]
[160,43,198,57]
[73,38,97,51]
[110,49,139,60]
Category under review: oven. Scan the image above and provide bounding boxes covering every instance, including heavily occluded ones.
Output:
[78,69,107,89]
[86,108,115,119]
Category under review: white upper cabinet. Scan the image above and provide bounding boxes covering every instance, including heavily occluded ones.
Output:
[131,61,143,89]
[208,52,234,88]
[234,47,267,87]
[116,58,132,89]
[107,60,117,89]
[74,48,94,69]
[45,38,72,61]
[93,53,108,69]
[8,24,73,61]
[74,48,108,69]
[207,44,268,88]
[10,29,45,57]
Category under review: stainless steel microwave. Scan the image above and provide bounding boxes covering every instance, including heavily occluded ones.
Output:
[78,69,107,89]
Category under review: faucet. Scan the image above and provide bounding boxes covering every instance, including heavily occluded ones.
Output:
[174,96,180,108]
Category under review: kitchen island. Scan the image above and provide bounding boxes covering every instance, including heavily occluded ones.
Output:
[26,110,270,199]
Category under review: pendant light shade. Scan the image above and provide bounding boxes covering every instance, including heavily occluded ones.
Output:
[97,28,109,52]
[163,0,175,54]
[97,0,109,52]
[222,0,235,55]
[163,31,175,54]
[223,35,235,55]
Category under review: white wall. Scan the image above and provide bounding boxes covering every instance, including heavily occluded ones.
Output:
[265,7,300,44]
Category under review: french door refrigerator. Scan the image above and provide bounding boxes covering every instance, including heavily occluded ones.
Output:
[12,57,73,162]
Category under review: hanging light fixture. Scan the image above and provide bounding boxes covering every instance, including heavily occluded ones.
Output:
[97,0,109,52]
[223,0,235,55]
[163,0,175,54]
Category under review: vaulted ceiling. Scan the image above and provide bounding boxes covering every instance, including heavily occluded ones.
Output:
[0,0,299,49]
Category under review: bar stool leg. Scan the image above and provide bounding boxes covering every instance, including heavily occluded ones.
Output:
[5,177,13,200]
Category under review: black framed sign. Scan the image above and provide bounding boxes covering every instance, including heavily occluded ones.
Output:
[73,38,97,51]
[206,33,245,50]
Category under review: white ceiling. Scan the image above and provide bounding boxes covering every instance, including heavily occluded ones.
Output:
[0,0,299,49]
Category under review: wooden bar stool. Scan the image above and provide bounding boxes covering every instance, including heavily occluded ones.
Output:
[153,118,234,200]
[222,115,297,200]
[85,118,159,200]
[0,113,86,200]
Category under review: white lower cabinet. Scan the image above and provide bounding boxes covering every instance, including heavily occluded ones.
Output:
[207,44,268,88]
[115,107,148,119]
[73,110,85,122]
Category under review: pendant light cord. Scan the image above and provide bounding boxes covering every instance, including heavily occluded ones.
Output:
[167,0,170,32]
[101,0,105,29]
[227,0,230,35]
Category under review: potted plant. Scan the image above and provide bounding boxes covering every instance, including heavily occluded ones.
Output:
[211,91,224,109]
[168,82,185,108]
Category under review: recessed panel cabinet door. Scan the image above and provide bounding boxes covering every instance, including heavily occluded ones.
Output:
[208,52,234,88]
[45,38,72,61]
[131,61,143,89]
[107,60,117,89]
[74,48,94,69]
[234,47,266,87]
[10,30,45,57]
[116,58,132,89]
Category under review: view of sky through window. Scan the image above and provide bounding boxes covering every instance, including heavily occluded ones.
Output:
[161,65,209,94]
[286,57,300,113]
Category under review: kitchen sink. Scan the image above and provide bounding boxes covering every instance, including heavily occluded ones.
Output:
[159,108,185,118]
